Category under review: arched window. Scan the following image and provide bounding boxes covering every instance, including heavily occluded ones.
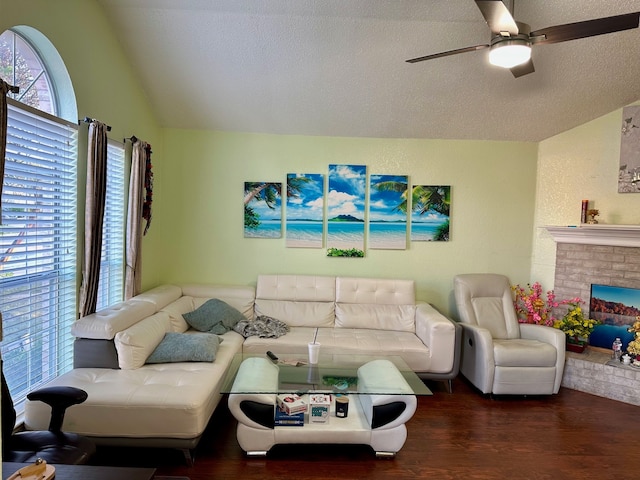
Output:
[0,27,79,410]
[0,29,55,114]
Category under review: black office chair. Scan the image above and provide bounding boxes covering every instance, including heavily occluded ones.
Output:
[1,365,96,464]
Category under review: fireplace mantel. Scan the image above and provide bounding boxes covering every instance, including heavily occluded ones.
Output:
[545,224,640,247]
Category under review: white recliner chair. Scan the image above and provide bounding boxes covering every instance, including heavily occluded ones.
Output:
[453,274,565,395]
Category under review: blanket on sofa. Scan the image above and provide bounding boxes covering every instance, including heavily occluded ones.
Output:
[234,315,289,338]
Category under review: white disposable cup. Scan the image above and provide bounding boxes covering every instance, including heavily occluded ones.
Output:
[308,342,320,364]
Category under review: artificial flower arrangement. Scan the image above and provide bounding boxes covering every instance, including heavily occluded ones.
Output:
[626,317,640,357]
[512,282,581,326]
[552,302,600,343]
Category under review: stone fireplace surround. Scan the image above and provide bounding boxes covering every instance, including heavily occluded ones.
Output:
[545,225,640,406]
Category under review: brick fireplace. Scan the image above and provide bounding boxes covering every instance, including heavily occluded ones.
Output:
[545,225,640,406]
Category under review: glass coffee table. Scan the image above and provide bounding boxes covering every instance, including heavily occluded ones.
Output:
[221,353,431,457]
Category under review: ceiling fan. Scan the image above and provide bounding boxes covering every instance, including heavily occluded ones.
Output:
[406,0,640,77]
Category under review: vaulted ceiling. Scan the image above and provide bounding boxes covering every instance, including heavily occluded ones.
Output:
[97,0,640,142]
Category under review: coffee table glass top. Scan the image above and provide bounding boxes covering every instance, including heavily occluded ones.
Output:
[221,353,432,395]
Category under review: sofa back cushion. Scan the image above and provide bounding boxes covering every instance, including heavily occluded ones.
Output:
[114,312,171,369]
[71,300,157,340]
[255,275,336,327]
[335,277,416,332]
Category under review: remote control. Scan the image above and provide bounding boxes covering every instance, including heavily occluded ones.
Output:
[266,351,278,362]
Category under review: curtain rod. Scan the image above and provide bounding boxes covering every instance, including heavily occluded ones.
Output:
[80,116,112,131]
[124,135,138,143]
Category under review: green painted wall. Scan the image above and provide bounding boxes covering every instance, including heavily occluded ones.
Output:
[3,0,165,290]
[532,104,640,290]
[4,0,540,317]
[162,130,538,315]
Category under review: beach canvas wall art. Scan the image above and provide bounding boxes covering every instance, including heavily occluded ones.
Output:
[244,182,282,238]
[286,173,324,248]
[368,174,408,250]
[326,164,366,257]
[619,105,640,193]
[410,185,451,242]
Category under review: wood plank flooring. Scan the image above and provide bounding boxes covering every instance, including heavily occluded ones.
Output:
[92,378,640,480]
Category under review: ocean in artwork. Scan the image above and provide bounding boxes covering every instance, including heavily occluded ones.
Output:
[410,222,441,241]
[286,220,323,248]
[244,219,282,238]
[369,222,407,249]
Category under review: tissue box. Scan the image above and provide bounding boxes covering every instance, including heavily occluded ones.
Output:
[276,394,307,415]
[309,393,331,423]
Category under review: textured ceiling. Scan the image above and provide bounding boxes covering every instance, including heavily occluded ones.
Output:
[97,0,640,142]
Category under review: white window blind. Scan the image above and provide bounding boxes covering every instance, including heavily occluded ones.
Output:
[0,98,78,409]
[96,140,125,310]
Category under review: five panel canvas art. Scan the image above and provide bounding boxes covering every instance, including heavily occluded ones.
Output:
[244,164,450,257]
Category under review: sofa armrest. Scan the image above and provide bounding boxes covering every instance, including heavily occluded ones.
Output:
[227,357,278,430]
[519,323,566,393]
[415,303,457,373]
[459,323,495,394]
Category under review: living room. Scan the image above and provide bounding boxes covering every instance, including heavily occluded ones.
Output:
[2,1,640,479]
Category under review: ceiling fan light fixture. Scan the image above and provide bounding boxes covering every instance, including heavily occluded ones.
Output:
[488,38,531,68]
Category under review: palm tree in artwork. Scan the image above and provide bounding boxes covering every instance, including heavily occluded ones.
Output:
[372,181,450,240]
[243,182,281,229]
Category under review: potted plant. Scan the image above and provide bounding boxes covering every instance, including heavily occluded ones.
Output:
[512,282,580,326]
[553,302,600,353]
[626,317,640,360]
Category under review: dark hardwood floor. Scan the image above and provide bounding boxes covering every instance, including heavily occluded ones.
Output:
[92,378,639,480]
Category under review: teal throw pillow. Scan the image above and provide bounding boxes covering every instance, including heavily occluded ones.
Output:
[146,332,221,364]
[182,298,245,334]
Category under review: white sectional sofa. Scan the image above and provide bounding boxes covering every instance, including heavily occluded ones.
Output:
[23,275,460,463]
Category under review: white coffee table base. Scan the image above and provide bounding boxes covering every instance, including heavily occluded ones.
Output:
[228,357,418,457]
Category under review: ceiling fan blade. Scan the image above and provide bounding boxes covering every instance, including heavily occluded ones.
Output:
[510,58,535,78]
[531,11,640,45]
[475,0,519,35]
[406,44,489,63]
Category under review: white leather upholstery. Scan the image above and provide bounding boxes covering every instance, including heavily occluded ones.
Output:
[255,275,336,327]
[25,330,244,439]
[114,312,171,369]
[454,273,565,395]
[335,277,415,332]
[31,275,458,456]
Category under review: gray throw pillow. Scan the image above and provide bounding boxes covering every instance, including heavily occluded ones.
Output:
[182,298,246,334]
[146,332,221,363]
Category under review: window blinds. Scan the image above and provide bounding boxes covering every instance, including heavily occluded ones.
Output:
[0,99,78,409]
[96,140,125,310]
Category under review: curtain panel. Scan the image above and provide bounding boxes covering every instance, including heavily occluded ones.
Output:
[125,139,151,299]
[79,121,108,317]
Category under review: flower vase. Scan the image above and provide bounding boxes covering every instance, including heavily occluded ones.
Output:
[566,337,587,353]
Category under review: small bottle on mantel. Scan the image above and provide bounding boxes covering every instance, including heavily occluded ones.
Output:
[612,337,623,360]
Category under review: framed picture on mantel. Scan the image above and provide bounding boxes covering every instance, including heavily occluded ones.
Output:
[619,105,640,193]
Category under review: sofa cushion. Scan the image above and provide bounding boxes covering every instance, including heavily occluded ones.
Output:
[146,332,222,363]
[335,277,416,332]
[114,312,171,369]
[183,299,245,334]
[72,300,157,340]
[255,275,336,327]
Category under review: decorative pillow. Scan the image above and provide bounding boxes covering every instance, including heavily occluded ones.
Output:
[146,332,221,364]
[182,298,245,334]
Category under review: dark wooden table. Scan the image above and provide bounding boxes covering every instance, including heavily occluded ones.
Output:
[3,462,155,480]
